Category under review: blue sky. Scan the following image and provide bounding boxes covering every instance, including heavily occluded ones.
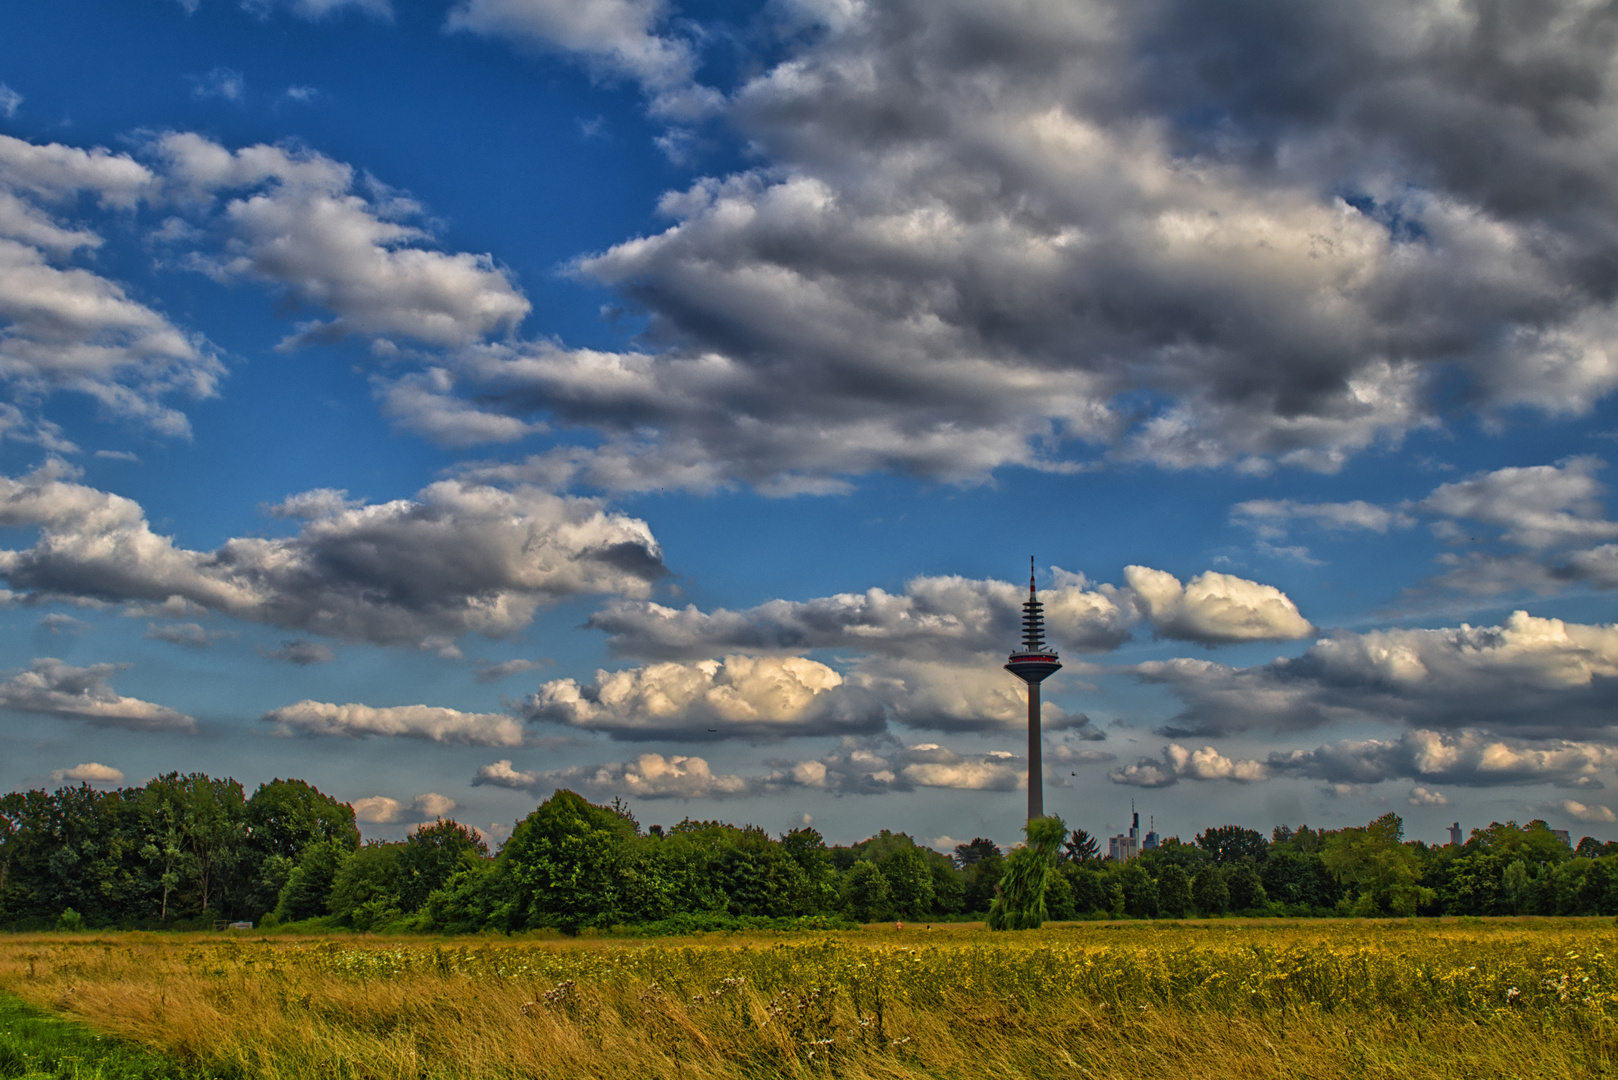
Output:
[5,0,1618,851]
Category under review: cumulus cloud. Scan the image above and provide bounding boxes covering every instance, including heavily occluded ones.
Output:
[529,753,754,800]
[264,700,525,746]
[1268,730,1618,789]
[1231,499,1416,540]
[1421,457,1618,550]
[0,461,664,649]
[1122,566,1313,644]
[393,0,1618,490]
[523,654,882,740]
[1407,786,1450,807]
[1141,611,1618,740]
[153,134,529,349]
[767,738,1027,795]
[0,86,21,119]
[444,0,718,120]
[587,566,1307,667]
[49,762,124,785]
[471,758,540,789]
[0,658,194,732]
[1109,743,1269,788]
[1558,799,1618,824]
[587,571,1132,661]
[0,134,221,440]
[351,792,457,825]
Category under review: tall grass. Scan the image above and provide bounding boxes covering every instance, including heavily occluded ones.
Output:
[2,920,1615,1079]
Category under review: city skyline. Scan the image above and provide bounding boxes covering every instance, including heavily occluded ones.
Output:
[3,0,1618,852]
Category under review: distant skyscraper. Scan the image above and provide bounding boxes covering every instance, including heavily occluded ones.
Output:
[1448,822,1463,846]
[1005,558,1060,821]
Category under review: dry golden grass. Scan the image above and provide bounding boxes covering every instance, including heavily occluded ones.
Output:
[2,919,1616,1079]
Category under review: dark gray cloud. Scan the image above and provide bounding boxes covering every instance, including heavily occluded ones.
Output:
[0,460,665,651]
[1267,729,1617,790]
[259,639,336,665]
[1107,728,1617,790]
[389,0,1618,492]
[588,566,1310,665]
[1139,610,1618,740]
[0,657,194,732]
[472,736,1039,801]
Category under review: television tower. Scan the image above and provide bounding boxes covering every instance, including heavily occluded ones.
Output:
[1005,557,1061,821]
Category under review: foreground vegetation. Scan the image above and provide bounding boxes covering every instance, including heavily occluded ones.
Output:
[8,775,1618,934]
[2,920,1617,1078]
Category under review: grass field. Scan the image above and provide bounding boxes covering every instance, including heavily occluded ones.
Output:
[2,919,1616,1079]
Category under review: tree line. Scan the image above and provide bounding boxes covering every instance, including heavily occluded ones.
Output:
[4,775,1617,931]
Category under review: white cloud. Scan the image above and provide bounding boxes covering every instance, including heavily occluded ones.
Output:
[768,738,1027,795]
[1268,730,1618,789]
[1421,457,1618,550]
[190,68,245,102]
[1123,566,1313,644]
[1407,786,1449,806]
[444,0,718,120]
[351,792,456,825]
[472,758,539,789]
[0,461,664,649]
[1109,743,1269,788]
[264,700,525,746]
[1232,499,1416,540]
[524,654,882,740]
[0,134,219,440]
[0,658,194,732]
[399,0,1618,491]
[481,737,1036,800]
[1559,799,1618,824]
[154,134,530,348]
[49,762,124,785]
[535,753,754,800]
[0,86,20,119]
[587,571,1133,661]
[1142,611,1618,739]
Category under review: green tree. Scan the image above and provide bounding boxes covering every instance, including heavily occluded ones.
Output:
[1193,865,1229,915]
[1321,813,1434,916]
[500,790,637,931]
[1117,862,1158,918]
[1196,825,1268,865]
[879,844,936,920]
[1066,865,1110,915]
[397,819,488,913]
[328,843,403,928]
[1062,828,1101,863]
[842,860,894,921]
[241,779,359,916]
[1226,859,1267,910]
[274,840,344,922]
[1156,864,1192,918]
[988,816,1064,930]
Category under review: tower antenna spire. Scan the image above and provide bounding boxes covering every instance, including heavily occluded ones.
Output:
[1005,557,1060,821]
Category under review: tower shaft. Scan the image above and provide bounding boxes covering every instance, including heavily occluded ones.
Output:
[1027,680,1043,821]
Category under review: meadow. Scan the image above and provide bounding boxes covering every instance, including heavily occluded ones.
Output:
[0,920,1615,1079]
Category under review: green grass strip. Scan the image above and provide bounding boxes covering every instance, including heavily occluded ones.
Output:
[0,995,196,1080]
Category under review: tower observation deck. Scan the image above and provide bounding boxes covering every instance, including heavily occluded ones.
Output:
[1005,558,1060,821]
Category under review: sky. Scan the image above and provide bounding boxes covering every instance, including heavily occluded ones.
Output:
[5,0,1618,854]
